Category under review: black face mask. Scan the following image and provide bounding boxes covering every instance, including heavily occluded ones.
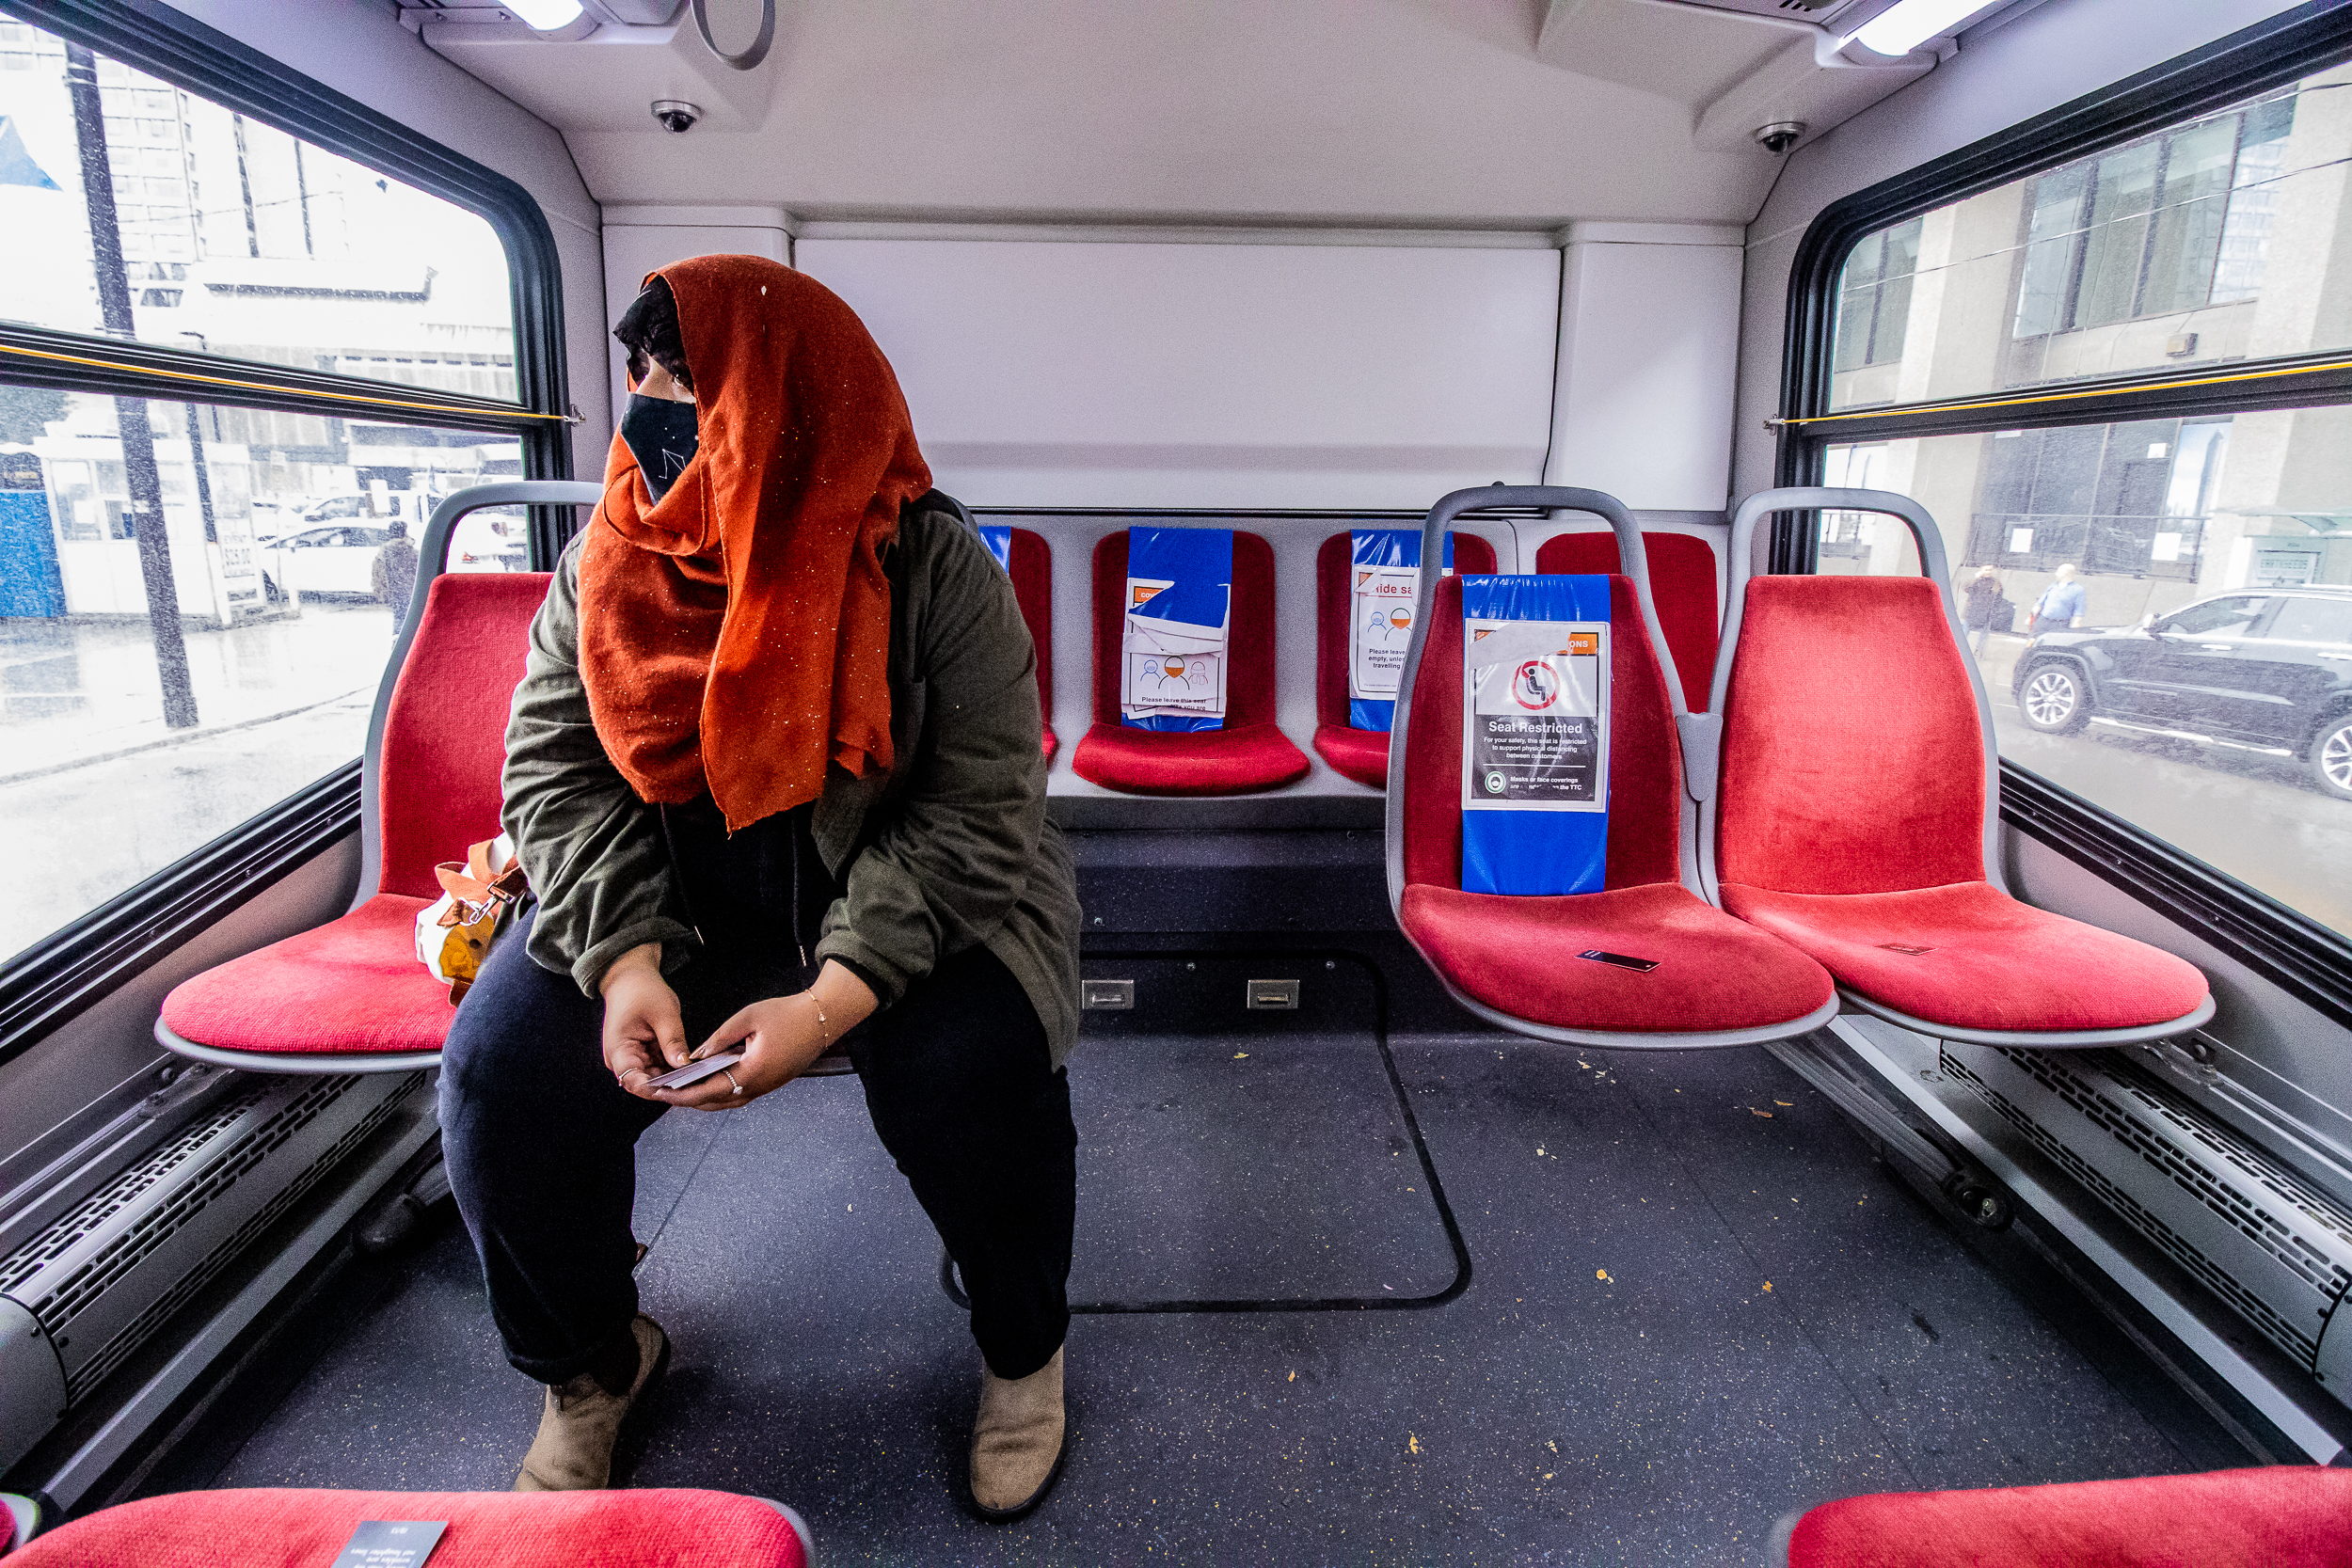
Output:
[620,392,699,503]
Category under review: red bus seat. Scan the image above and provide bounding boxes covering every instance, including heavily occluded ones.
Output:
[1770,1466,2352,1568]
[1070,529,1308,796]
[1388,485,1836,1049]
[6,1488,812,1568]
[1704,488,2212,1047]
[1534,530,1717,713]
[1312,530,1497,789]
[154,483,594,1073]
[1001,526,1058,760]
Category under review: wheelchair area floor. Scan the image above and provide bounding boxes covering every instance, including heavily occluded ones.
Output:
[186,1030,2244,1566]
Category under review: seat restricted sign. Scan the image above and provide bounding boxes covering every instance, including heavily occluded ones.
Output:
[1461,620,1609,811]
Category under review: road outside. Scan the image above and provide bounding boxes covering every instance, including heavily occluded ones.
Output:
[0,601,394,960]
[1975,632,2352,937]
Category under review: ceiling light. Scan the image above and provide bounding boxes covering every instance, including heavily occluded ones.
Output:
[1851,0,2003,56]
[505,0,587,31]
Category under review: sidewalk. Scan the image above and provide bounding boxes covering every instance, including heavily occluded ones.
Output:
[0,604,397,962]
[0,603,394,780]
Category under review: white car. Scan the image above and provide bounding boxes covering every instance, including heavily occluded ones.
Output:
[258,502,529,601]
[446,508,531,574]
[258,523,403,600]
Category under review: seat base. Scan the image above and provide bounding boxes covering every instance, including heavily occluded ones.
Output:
[1779,1466,2352,1568]
[1720,879,2212,1038]
[8,1489,812,1568]
[1312,722,1391,789]
[1398,880,1837,1042]
[1071,721,1310,796]
[158,894,461,1062]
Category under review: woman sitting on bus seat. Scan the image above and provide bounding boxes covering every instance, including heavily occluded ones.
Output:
[437,257,1083,1520]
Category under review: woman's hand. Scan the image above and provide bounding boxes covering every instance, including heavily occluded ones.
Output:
[600,942,688,1101]
[657,960,880,1112]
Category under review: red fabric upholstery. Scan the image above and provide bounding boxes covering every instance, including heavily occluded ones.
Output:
[1400,881,1833,1032]
[11,1488,808,1568]
[1314,723,1392,789]
[1714,574,2209,1034]
[160,895,455,1055]
[1068,721,1311,795]
[1392,571,1834,1033]
[1787,1467,2352,1568]
[1399,575,1681,893]
[378,573,553,898]
[1535,531,1718,712]
[1721,880,2211,1033]
[1311,531,1497,787]
[1072,529,1308,794]
[1005,527,1057,759]
[161,572,550,1060]
[1718,576,1983,895]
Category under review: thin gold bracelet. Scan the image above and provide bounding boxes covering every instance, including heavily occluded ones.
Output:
[807,992,831,1045]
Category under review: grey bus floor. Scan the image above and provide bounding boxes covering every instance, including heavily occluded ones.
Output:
[181,1031,2241,1565]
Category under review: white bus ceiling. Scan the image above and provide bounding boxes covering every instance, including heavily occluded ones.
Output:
[5,0,2352,1562]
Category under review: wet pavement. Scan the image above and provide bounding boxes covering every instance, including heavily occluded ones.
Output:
[0,602,392,961]
[1973,632,2352,936]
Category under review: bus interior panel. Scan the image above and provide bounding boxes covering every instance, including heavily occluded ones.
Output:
[3,0,2352,1562]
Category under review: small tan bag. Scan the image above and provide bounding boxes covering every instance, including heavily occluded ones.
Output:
[415,834,528,1004]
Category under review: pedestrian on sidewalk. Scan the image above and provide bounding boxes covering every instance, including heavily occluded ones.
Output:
[372,520,419,617]
[1963,564,2004,655]
[2028,563,2087,639]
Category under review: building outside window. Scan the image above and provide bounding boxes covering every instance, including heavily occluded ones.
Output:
[0,17,562,962]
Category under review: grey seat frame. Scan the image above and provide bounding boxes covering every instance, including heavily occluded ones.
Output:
[154,482,604,1075]
[1692,485,2214,1050]
[1384,483,1839,1051]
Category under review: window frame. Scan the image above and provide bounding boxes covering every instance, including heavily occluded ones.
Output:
[1774,0,2352,1030]
[0,0,573,1068]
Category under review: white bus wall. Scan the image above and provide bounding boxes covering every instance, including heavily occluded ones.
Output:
[601,206,792,424]
[1547,222,1744,512]
[792,237,1562,513]
[1732,0,2315,500]
[164,0,613,468]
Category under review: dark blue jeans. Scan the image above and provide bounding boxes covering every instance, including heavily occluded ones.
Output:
[439,904,1076,1385]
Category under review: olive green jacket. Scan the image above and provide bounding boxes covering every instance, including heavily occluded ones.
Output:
[500,498,1083,1066]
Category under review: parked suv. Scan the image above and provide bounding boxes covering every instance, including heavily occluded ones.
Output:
[2010,585,2352,800]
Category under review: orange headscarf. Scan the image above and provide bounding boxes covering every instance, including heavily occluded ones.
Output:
[578,256,932,831]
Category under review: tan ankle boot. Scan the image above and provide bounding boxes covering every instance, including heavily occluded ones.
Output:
[514,1314,668,1492]
[969,1344,1067,1518]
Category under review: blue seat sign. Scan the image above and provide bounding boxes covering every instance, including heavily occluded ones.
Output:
[1459,575,1612,896]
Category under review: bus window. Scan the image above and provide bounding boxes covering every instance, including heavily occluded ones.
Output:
[0,22,519,402]
[1817,409,2352,935]
[0,20,551,968]
[1824,69,2339,416]
[0,393,530,961]
[1792,52,2352,941]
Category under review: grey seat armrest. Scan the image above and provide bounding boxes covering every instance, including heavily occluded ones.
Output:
[1677,711,1722,803]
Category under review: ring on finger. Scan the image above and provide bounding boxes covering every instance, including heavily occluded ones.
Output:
[723,1068,743,1095]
